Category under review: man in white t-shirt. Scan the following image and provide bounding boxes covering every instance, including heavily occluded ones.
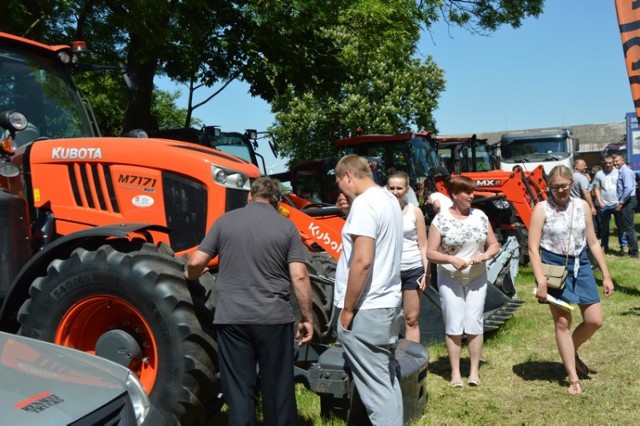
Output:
[593,155,625,253]
[334,154,403,426]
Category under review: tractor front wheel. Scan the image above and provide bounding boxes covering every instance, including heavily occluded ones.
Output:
[17,243,220,425]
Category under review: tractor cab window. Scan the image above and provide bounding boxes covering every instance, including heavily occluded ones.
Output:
[466,144,493,171]
[441,144,494,172]
[408,137,443,178]
[204,131,261,168]
[207,133,251,161]
[0,47,93,146]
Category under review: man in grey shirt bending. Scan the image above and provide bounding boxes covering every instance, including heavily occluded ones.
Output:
[186,177,313,425]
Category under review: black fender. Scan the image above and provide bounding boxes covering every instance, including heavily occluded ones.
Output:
[0,223,169,332]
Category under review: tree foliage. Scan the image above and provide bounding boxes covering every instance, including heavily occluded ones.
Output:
[0,0,544,155]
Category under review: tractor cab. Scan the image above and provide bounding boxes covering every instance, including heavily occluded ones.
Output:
[336,131,447,206]
[435,135,500,174]
[0,34,97,146]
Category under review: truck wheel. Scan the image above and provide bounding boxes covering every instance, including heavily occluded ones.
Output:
[17,243,220,425]
[296,251,336,343]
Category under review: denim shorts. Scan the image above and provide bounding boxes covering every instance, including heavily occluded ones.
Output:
[400,266,425,291]
[540,248,600,305]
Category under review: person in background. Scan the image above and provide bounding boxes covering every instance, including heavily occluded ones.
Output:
[571,159,597,218]
[427,175,500,388]
[386,166,419,205]
[528,165,614,396]
[387,171,429,343]
[428,191,453,215]
[334,154,404,425]
[592,155,625,253]
[613,153,638,258]
[185,177,314,425]
[589,165,602,239]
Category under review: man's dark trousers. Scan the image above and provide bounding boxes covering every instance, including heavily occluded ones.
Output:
[216,323,297,426]
[619,196,638,255]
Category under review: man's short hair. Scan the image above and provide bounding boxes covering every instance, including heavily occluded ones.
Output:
[251,177,281,207]
[335,154,373,179]
[612,152,626,162]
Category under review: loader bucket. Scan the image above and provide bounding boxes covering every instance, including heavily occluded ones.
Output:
[306,339,428,425]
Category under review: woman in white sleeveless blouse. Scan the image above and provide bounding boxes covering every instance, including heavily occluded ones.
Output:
[528,165,614,395]
[427,176,500,388]
[387,171,429,343]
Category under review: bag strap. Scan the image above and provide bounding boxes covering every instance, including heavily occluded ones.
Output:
[564,198,575,267]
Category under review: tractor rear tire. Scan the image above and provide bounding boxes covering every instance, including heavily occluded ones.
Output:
[297,251,336,343]
[17,243,220,425]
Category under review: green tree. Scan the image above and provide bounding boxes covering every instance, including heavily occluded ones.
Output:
[0,0,543,136]
[268,0,543,167]
[272,57,445,167]
[73,71,194,136]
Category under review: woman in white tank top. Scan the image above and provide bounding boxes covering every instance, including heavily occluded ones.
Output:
[528,165,614,396]
[387,171,429,343]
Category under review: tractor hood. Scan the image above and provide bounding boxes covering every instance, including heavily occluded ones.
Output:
[0,331,137,424]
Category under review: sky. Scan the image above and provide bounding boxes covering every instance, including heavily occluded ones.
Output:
[157,1,632,172]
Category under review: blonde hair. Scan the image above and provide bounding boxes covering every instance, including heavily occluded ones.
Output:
[335,154,373,179]
[547,165,573,183]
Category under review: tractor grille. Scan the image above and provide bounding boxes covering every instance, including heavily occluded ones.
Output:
[67,164,120,213]
[69,392,136,425]
[163,171,207,252]
[226,187,249,212]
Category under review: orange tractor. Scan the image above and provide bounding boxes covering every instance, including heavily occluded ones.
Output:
[334,132,547,264]
[0,32,357,424]
[432,134,548,263]
[278,132,523,345]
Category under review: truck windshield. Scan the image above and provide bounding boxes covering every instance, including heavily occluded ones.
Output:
[0,47,93,145]
[500,137,568,163]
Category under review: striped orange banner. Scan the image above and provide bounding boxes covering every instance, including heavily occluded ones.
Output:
[616,0,640,119]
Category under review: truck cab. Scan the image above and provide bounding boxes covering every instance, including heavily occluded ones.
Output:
[499,128,579,174]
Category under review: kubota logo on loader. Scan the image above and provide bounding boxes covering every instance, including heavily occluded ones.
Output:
[51,147,103,160]
[476,179,501,186]
[308,222,342,253]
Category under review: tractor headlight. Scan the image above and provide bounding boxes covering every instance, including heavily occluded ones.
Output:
[57,51,72,64]
[492,199,511,209]
[125,372,151,425]
[7,111,28,131]
[211,165,251,190]
[0,110,28,132]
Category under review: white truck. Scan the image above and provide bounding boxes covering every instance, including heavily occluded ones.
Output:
[499,128,579,174]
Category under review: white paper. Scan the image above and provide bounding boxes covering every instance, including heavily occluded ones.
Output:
[532,288,575,312]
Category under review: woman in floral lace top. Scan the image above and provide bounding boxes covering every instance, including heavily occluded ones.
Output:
[528,165,614,396]
[427,176,500,388]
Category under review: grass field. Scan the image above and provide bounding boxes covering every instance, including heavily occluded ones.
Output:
[212,236,640,425]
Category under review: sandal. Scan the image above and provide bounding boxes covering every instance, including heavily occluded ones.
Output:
[450,380,463,388]
[468,378,481,387]
[575,353,590,378]
[567,380,582,395]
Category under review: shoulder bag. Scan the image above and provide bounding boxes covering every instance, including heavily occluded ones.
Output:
[541,200,575,290]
